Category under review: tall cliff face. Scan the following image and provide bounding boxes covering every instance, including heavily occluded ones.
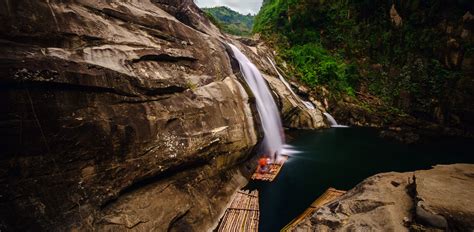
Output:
[0,0,259,231]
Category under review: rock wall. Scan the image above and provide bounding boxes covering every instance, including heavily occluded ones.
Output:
[0,0,260,231]
[292,164,474,231]
[0,0,329,230]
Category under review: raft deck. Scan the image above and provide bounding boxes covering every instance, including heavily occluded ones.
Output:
[218,190,259,232]
[251,155,289,181]
[281,188,346,232]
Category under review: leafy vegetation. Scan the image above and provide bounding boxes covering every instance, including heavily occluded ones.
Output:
[202,6,255,36]
[283,43,357,95]
[254,0,473,122]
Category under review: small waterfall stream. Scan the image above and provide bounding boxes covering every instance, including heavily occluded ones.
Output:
[323,112,348,128]
[228,44,285,159]
[267,57,315,110]
[266,57,348,129]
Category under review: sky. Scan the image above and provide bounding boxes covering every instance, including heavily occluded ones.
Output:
[195,0,263,15]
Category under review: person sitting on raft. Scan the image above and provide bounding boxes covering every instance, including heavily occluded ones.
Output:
[257,154,269,174]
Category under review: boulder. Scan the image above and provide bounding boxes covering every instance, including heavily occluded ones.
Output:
[302,172,414,232]
[414,164,474,231]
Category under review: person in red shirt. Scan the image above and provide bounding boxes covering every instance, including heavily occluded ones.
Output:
[257,154,269,174]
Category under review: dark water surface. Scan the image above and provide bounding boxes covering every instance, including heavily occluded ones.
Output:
[245,128,473,232]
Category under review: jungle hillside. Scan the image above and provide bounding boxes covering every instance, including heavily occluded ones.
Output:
[254,0,474,131]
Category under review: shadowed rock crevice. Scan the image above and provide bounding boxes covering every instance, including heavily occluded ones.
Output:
[131,54,197,63]
[0,81,139,98]
[0,33,103,49]
[167,208,191,232]
[2,66,191,98]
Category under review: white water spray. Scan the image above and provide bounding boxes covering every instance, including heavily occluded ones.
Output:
[323,112,348,128]
[267,57,315,110]
[228,44,285,159]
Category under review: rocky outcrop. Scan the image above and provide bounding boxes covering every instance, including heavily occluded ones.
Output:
[292,164,474,231]
[0,0,259,231]
[390,4,403,27]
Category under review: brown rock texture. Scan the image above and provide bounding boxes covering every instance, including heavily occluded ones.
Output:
[415,164,474,231]
[292,164,474,231]
[390,4,403,27]
[0,0,260,231]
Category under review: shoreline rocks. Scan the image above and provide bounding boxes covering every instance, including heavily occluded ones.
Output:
[291,164,474,231]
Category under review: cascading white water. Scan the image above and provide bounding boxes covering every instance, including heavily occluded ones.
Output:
[267,57,315,110]
[323,112,348,128]
[323,112,338,125]
[302,101,315,110]
[228,44,285,159]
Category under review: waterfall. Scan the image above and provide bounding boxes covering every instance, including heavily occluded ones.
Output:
[267,57,315,110]
[323,112,338,125]
[228,44,285,159]
[323,112,348,128]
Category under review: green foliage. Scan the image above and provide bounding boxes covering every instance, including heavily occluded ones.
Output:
[253,0,290,33]
[202,7,255,36]
[283,43,356,95]
[254,0,470,118]
[253,0,362,95]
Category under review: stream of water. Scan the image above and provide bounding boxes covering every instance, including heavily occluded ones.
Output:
[228,44,286,159]
[267,57,314,110]
[323,112,348,128]
[246,128,473,232]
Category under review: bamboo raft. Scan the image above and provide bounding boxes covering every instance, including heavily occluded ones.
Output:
[218,190,260,232]
[251,155,289,181]
[280,188,346,232]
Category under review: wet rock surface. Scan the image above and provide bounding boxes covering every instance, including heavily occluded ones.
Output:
[292,164,474,231]
[0,0,259,231]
